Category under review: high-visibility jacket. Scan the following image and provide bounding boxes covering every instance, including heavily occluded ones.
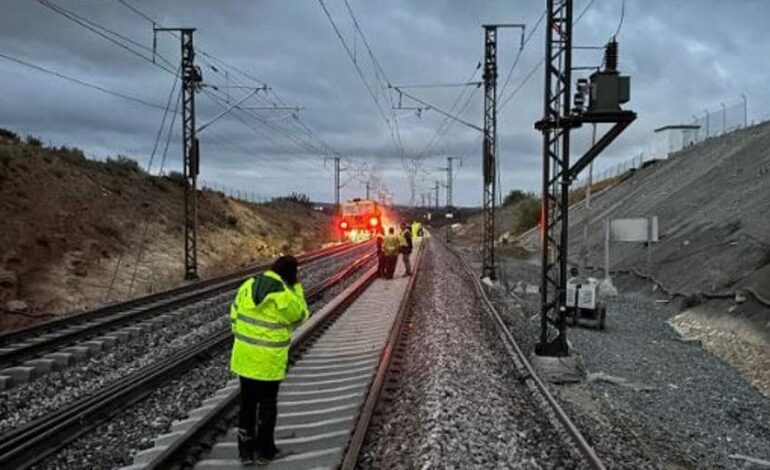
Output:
[229,270,309,381]
[411,221,423,239]
[382,234,401,257]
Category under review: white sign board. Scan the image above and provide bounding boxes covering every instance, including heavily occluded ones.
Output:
[609,217,659,242]
[445,213,454,219]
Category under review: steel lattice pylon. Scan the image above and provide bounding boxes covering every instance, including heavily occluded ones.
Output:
[536,0,574,356]
[482,26,498,280]
[180,29,200,280]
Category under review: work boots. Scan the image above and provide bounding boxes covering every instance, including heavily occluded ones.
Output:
[237,428,256,466]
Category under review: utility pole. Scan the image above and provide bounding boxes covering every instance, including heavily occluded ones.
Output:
[581,124,596,272]
[156,27,202,280]
[720,102,727,134]
[335,157,340,208]
[324,156,344,211]
[534,0,635,357]
[365,180,370,200]
[481,24,524,280]
[442,157,461,242]
[741,93,748,128]
[434,180,440,210]
[481,25,499,280]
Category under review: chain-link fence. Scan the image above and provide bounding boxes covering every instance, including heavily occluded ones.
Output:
[573,95,769,190]
[573,152,647,190]
[689,97,748,143]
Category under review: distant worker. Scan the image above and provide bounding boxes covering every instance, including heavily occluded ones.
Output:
[229,255,309,465]
[381,226,401,279]
[375,231,387,277]
[411,220,423,239]
[400,222,413,276]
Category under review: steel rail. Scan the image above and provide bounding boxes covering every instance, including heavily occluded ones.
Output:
[340,241,425,469]
[0,242,363,368]
[443,238,606,470]
[0,242,352,346]
[0,249,376,470]
[144,262,382,469]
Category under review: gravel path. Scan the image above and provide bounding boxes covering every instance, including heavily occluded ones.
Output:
[497,253,770,469]
[0,244,371,433]
[359,237,580,469]
[15,246,375,469]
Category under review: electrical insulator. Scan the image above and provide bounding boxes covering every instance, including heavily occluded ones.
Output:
[573,78,589,113]
[605,40,618,72]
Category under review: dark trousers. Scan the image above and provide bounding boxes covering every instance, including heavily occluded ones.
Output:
[383,255,398,279]
[377,253,386,277]
[238,376,280,458]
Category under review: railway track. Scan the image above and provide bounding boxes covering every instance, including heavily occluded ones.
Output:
[0,242,364,388]
[0,245,377,469]
[444,239,606,470]
[115,242,424,469]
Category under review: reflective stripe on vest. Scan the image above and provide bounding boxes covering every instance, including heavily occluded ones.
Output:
[236,313,287,330]
[233,332,291,348]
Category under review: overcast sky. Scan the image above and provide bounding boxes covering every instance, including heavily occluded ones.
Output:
[1,0,768,206]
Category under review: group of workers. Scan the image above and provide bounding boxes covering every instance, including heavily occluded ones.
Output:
[227,220,423,465]
[376,220,423,279]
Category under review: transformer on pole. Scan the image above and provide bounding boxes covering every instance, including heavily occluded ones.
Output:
[534,0,636,357]
[156,27,202,281]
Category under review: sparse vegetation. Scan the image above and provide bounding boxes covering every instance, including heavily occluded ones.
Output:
[501,189,541,235]
[0,128,19,141]
[165,171,186,186]
[503,189,531,206]
[105,155,141,175]
[26,135,42,147]
[271,192,312,208]
[513,197,540,234]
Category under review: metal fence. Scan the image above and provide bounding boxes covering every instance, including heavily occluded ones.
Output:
[200,179,270,205]
[573,152,647,190]
[689,97,748,142]
[573,95,769,189]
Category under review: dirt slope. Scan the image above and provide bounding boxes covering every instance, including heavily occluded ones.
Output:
[0,132,332,331]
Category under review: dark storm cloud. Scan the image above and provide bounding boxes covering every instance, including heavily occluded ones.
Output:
[1,0,768,204]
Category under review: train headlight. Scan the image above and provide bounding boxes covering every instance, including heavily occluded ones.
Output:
[340,221,348,230]
[369,217,379,227]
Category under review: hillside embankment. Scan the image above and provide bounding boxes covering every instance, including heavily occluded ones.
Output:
[511,120,770,396]
[0,130,332,331]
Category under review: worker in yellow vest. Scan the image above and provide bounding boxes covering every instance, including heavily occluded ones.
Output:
[411,220,423,239]
[230,255,309,465]
[381,227,401,279]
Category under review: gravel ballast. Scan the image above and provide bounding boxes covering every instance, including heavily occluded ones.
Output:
[359,238,580,469]
[0,244,371,433]
[496,253,770,468]
[13,246,375,469]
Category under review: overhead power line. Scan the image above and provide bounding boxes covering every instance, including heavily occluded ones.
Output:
[36,0,176,75]
[0,51,169,111]
[499,0,600,112]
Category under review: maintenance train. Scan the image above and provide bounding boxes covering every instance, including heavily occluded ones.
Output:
[336,198,387,241]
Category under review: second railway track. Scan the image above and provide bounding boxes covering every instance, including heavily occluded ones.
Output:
[0,242,366,388]
[0,243,378,469]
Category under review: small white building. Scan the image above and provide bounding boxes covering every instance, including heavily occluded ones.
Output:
[653,124,700,158]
